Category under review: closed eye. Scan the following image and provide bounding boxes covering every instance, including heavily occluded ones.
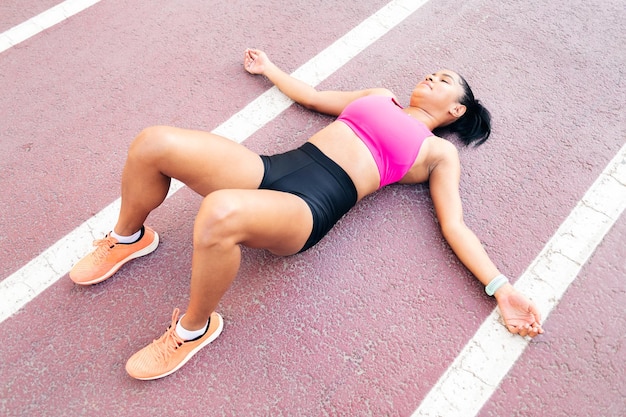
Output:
[440,73,456,84]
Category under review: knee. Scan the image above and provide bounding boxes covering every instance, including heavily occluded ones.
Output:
[193,192,243,249]
[127,126,175,163]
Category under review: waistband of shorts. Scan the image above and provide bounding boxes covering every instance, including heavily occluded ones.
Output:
[298,142,358,203]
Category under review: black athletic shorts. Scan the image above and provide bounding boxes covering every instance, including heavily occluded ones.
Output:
[259,142,358,252]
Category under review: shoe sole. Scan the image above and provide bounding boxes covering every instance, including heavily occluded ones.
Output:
[74,231,160,286]
[133,312,224,381]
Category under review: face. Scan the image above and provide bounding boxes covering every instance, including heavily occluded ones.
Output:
[410,70,467,121]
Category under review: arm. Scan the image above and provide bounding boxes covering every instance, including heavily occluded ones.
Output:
[428,141,543,338]
[244,48,392,116]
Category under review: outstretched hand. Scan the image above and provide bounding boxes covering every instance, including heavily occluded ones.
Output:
[496,285,544,338]
[244,48,271,75]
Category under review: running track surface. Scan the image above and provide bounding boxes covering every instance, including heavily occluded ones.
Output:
[1,1,625,416]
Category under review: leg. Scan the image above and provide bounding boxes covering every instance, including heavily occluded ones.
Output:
[114,125,264,235]
[125,189,314,380]
[70,126,265,285]
[180,189,314,330]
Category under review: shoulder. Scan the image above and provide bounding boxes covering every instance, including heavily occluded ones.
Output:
[353,88,397,102]
[400,136,458,184]
[427,137,460,175]
[422,137,461,196]
[365,88,396,98]
[310,88,397,116]
[431,136,458,156]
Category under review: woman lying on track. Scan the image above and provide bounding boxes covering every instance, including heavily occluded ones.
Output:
[70,48,543,380]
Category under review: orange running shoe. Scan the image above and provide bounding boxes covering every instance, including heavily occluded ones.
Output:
[69,226,159,285]
[125,308,224,380]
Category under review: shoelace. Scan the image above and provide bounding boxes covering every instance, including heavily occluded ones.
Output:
[91,235,118,263]
[151,308,185,364]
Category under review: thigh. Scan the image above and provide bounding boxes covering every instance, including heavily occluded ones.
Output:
[199,189,314,256]
[139,126,265,196]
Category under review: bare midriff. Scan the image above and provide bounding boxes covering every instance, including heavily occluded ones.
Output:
[307,121,380,201]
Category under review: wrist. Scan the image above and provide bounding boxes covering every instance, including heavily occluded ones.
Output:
[262,61,280,78]
[493,282,515,301]
[485,274,510,296]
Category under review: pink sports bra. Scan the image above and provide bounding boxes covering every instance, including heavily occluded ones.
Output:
[337,95,433,188]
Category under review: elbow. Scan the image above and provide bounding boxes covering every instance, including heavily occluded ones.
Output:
[440,219,466,241]
[301,92,323,111]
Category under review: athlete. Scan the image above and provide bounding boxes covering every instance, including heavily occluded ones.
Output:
[70,48,544,380]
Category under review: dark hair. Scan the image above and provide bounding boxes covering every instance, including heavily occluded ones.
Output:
[434,74,491,147]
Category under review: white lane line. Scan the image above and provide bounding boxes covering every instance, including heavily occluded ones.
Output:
[412,143,626,417]
[0,0,102,54]
[0,0,431,322]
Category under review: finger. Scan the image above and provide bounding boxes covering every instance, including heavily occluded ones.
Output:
[528,302,542,324]
[534,323,545,335]
[518,325,529,338]
[522,322,535,337]
[506,324,520,334]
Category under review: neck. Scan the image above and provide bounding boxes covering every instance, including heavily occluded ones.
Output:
[404,106,440,131]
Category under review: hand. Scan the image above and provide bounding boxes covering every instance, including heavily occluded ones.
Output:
[495,284,544,338]
[244,48,271,75]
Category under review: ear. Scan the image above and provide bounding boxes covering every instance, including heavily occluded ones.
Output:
[450,103,466,118]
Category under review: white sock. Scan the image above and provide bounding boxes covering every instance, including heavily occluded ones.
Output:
[110,228,142,244]
[175,314,209,341]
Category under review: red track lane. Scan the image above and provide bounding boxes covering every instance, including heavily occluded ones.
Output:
[479,214,626,416]
[0,0,62,33]
[1,0,624,416]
